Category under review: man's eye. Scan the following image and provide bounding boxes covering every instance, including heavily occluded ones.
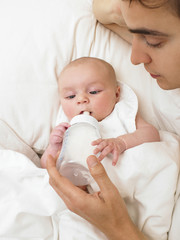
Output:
[144,36,163,48]
[145,40,162,48]
[66,95,75,99]
[89,90,100,94]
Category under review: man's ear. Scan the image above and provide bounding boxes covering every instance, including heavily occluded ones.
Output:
[116,86,120,102]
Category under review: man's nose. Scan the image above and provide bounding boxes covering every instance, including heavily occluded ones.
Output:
[131,37,152,65]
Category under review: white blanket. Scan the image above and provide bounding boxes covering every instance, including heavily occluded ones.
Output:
[0,131,179,240]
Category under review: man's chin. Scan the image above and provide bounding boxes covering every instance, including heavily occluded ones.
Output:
[156,79,178,90]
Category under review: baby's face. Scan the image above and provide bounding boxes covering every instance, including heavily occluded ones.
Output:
[59,61,120,121]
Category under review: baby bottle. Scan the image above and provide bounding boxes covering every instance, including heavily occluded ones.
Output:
[56,111,101,187]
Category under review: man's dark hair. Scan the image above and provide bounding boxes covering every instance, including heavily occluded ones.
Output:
[128,0,180,17]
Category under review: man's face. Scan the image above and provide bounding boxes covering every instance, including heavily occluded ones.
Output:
[120,0,180,90]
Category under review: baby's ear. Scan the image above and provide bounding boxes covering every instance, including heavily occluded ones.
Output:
[116,86,120,102]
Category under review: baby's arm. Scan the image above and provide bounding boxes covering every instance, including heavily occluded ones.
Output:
[92,114,160,165]
[41,122,70,168]
[121,113,160,149]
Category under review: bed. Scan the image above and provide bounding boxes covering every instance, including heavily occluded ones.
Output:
[0,0,180,239]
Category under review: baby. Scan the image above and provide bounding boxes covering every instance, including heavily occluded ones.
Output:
[41,57,160,168]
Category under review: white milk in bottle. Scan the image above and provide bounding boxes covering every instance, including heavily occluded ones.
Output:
[56,111,101,187]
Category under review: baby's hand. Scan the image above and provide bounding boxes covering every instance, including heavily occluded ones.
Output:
[49,122,70,149]
[41,122,70,168]
[92,137,126,166]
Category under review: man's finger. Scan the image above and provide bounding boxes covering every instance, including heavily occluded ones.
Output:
[87,155,116,194]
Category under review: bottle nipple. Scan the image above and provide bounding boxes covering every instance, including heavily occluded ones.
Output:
[83,111,90,115]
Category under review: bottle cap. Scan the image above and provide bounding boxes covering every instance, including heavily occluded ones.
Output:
[70,112,99,130]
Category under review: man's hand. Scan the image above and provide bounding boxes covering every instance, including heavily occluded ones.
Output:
[47,154,146,240]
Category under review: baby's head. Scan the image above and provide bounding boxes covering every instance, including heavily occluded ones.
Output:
[58,57,120,121]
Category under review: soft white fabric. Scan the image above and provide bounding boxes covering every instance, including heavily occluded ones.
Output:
[58,210,108,240]
[169,177,180,240]
[0,150,63,239]
[152,85,180,136]
[99,82,138,138]
[0,133,179,239]
[0,0,180,239]
[0,119,40,167]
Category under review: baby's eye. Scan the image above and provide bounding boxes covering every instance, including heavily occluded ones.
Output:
[66,95,75,99]
[89,90,100,95]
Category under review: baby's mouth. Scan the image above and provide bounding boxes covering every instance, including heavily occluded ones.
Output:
[79,111,92,115]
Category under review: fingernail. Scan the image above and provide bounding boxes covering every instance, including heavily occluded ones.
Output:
[87,155,98,168]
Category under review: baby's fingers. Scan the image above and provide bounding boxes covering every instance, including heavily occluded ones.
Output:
[93,140,108,155]
[91,138,102,146]
[93,147,101,155]
[112,150,119,166]
[98,145,112,161]
[56,122,70,130]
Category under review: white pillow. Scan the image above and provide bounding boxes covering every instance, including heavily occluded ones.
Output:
[0,0,95,153]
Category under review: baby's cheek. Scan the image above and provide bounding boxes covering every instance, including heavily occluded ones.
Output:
[97,104,113,119]
[63,105,75,120]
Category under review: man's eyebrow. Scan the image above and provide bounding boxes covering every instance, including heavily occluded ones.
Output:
[128,28,169,37]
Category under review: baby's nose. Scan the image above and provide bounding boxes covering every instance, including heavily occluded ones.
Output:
[77,94,89,104]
